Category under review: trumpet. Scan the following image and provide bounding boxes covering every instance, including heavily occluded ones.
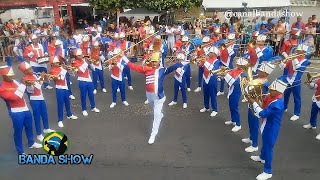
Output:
[210,67,229,75]
[85,57,100,66]
[305,72,320,84]
[191,57,206,64]
[272,51,314,65]
[60,64,78,72]
[36,72,60,81]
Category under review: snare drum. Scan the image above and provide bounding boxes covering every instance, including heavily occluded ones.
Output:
[37,56,50,64]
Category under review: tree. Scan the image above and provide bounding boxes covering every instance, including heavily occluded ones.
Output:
[89,0,203,11]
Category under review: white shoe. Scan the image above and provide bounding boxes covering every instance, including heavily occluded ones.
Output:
[210,111,218,117]
[148,135,156,144]
[29,142,42,149]
[242,138,252,144]
[82,110,88,116]
[37,134,44,142]
[110,102,116,108]
[284,109,288,112]
[290,115,299,121]
[225,120,235,125]
[58,121,64,128]
[250,156,265,163]
[194,87,201,92]
[256,172,272,180]
[67,115,78,120]
[122,101,129,106]
[242,98,247,102]
[45,85,53,90]
[168,101,177,106]
[69,95,75,100]
[303,124,316,129]
[245,146,259,153]
[117,88,120,92]
[102,88,107,93]
[183,103,187,109]
[187,88,191,92]
[231,125,241,132]
[144,99,149,104]
[128,86,134,90]
[316,134,320,140]
[200,108,210,113]
[43,129,55,134]
[93,89,97,94]
[91,108,100,113]
[217,91,224,96]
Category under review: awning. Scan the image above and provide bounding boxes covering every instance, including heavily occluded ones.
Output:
[202,0,291,9]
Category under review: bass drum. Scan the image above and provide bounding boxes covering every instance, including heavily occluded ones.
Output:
[190,38,203,50]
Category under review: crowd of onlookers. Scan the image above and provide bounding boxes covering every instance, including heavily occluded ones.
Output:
[0,13,320,63]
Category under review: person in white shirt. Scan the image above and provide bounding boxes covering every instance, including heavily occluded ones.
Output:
[166,24,175,55]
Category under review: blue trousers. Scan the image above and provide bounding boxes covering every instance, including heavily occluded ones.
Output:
[219,78,225,92]
[32,66,49,88]
[185,64,191,88]
[198,66,204,88]
[173,79,187,103]
[10,111,35,154]
[203,78,217,111]
[111,78,126,103]
[248,108,259,147]
[5,56,13,66]
[16,55,25,62]
[229,92,240,126]
[260,130,278,174]
[66,72,73,96]
[123,65,132,86]
[56,89,72,121]
[79,81,96,111]
[284,84,301,116]
[309,102,319,127]
[92,69,105,90]
[30,100,49,135]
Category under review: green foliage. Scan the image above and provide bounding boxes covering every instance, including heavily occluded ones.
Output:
[89,0,203,11]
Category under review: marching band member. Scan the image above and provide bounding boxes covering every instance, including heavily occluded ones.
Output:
[72,49,100,116]
[107,47,129,108]
[80,35,91,57]
[304,76,320,140]
[194,37,207,93]
[218,33,239,96]
[18,62,55,141]
[280,44,310,121]
[179,35,192,91]
[242,62,275,153]
[119,32,133,90]
[23,34,53,89]
[122,52,183,144]
[199,46,220,117]
[251,31,259,41]
[0,66,42,154]
[168,53,188,109]
[90,41,107,94]
[280,29,300,58]
[247,78,287,180]
[49,56,78,128]
[220,58,247,132]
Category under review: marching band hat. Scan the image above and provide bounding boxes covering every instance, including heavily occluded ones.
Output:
[49,56,60,64]
[119,32,126,38]
[93,41,100,46]
[202,36,210,43]
[0,65,14,76]
[55,39,62,46]
[75,49,83,56]
[269,78,288,93]
[236,57,248,66]
[257,35,267,41]
[31,34,38,40]
[252,31,259,37]
[114,33,119,38]
[182,36,189,42]
[209,46,220,56]
[291,29,301,36]
[228,33,235,40]
[18,62,32,73]
[214,27,220,33]
[258,62,275,75]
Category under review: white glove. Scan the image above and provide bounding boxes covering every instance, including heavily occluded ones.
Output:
[28,51,34,58]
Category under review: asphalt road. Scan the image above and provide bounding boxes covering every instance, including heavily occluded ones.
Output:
[0,62,319,180]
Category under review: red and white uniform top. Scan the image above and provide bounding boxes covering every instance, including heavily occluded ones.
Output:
[280,38,298,58]
[80,41,91,56]
[0,80,29,113]
[108,56,126,81]
[224,68,244,98]
[50,66,68,90]
[23,43,47,68]
[90,48,104,71]
[73,58,92,82]
[25,74,44,101]
[310,79,320,107]
[201,56,219,84]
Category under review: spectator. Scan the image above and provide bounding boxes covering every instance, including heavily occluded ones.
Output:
[271,20,286,55]
[194,21,202,38]
[292,16,305,30]
[304,23,316,49]
[166,24,175,55]
[280,17,290,40]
